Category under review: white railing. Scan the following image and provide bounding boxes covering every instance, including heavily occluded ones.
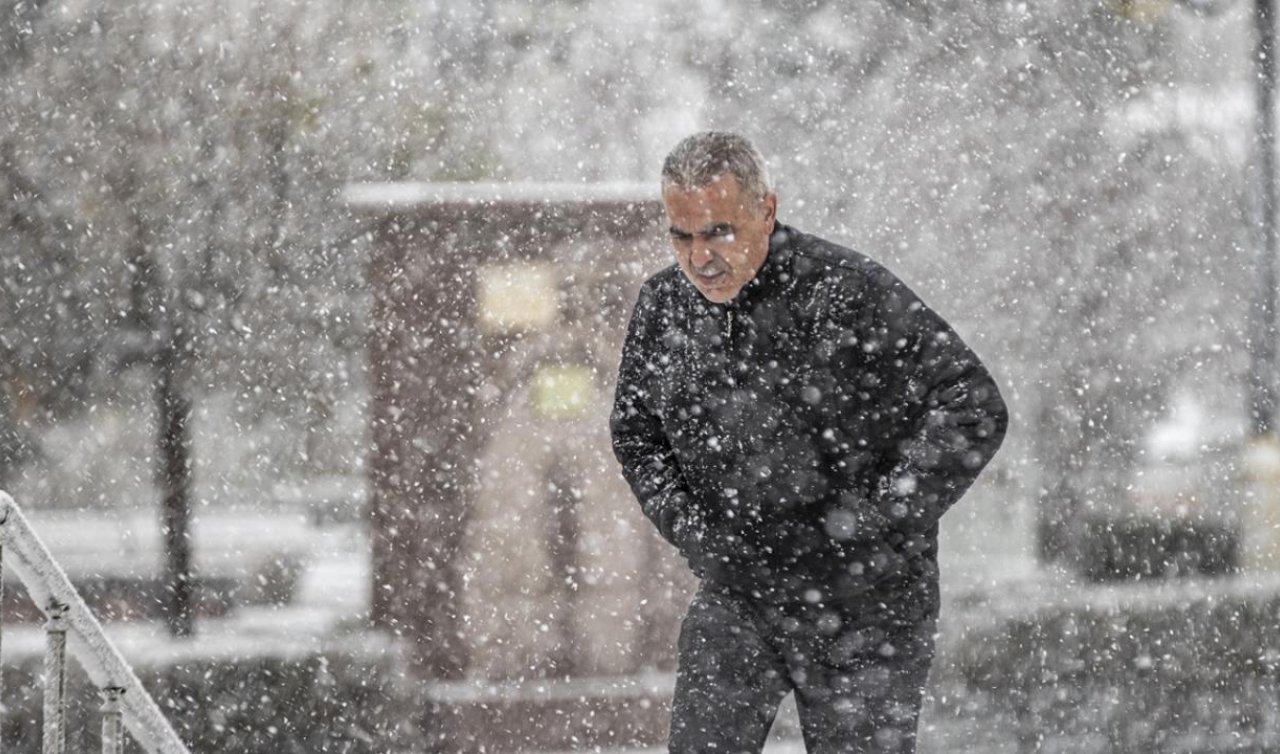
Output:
[0,491,191,754]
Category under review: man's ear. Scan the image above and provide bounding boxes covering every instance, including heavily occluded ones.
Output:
[760,192,778,224]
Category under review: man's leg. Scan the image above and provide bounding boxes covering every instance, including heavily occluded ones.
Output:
[789,622,936,754]
[669,584,792,754]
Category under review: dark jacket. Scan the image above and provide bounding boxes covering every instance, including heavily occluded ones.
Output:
[610,223,1008,617]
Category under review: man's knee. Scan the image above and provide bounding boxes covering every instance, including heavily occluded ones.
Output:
[793,627,934,754]
[669,586,790,754]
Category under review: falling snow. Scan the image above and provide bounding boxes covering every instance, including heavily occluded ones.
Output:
[1,1,1279,753]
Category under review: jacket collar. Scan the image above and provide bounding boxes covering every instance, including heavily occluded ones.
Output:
[723,221,796,311]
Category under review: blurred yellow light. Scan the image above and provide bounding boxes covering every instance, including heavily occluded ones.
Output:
[532,365,593,421]
[1111,0,1168,21]
[478,263,559,333]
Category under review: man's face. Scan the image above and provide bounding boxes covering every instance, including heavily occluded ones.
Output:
[662,175,778,304]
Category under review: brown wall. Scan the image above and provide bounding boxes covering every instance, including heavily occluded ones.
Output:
[363,194,695,692]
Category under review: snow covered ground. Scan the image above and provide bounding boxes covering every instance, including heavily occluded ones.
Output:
[0,509,371,664]
[11,492,1272,754]
[3,488,1033,753]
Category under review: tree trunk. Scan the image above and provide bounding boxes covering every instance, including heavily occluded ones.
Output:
[128,224,195,638]
[158,337,194,638]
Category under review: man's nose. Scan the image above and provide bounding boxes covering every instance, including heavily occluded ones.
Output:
[690,243,715,268]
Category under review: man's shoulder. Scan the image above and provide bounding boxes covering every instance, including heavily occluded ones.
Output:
[638,263,687,300]
[785,227,899,293]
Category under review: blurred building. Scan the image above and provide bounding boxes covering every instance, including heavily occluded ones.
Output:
[347,182,688,750]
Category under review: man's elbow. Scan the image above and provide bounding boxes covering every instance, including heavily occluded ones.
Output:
[974,376,1009,461]
[608,405,635,450]
[986,371,1010,431]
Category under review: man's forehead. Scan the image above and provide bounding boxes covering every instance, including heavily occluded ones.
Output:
[663,188,751,218]
[664,208,743,234]
[663,174,739,200]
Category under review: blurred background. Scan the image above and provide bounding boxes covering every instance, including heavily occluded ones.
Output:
[2,0,1278,752]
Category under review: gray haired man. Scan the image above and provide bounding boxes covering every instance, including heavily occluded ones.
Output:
[611,131,1008,753]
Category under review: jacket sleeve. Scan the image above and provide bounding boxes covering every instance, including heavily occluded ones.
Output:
[609,282,702,553]
[858,267,1009,534]
[834,264,1003,535]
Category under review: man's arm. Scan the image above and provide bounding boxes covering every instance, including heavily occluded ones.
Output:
[609,283,704,555]
[868,268,1009,533]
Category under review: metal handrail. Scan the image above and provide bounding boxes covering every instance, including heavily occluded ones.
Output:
[0,491,191,754]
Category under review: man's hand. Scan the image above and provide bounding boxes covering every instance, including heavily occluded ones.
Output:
[821,488,893,544]
[667,497,704,557]
[670,502,747,583]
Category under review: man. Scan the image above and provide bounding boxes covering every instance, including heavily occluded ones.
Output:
[610,131,1008,754]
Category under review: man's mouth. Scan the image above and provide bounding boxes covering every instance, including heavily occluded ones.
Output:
[696,270,728,286]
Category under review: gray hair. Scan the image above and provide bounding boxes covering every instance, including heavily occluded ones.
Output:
[661,131,771,200]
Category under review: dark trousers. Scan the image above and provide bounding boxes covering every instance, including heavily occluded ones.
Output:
[669,582,936,754]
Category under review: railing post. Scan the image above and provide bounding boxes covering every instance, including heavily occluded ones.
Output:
[42,602,68,754]
[0,494,193,754]
[100,687,125,754]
